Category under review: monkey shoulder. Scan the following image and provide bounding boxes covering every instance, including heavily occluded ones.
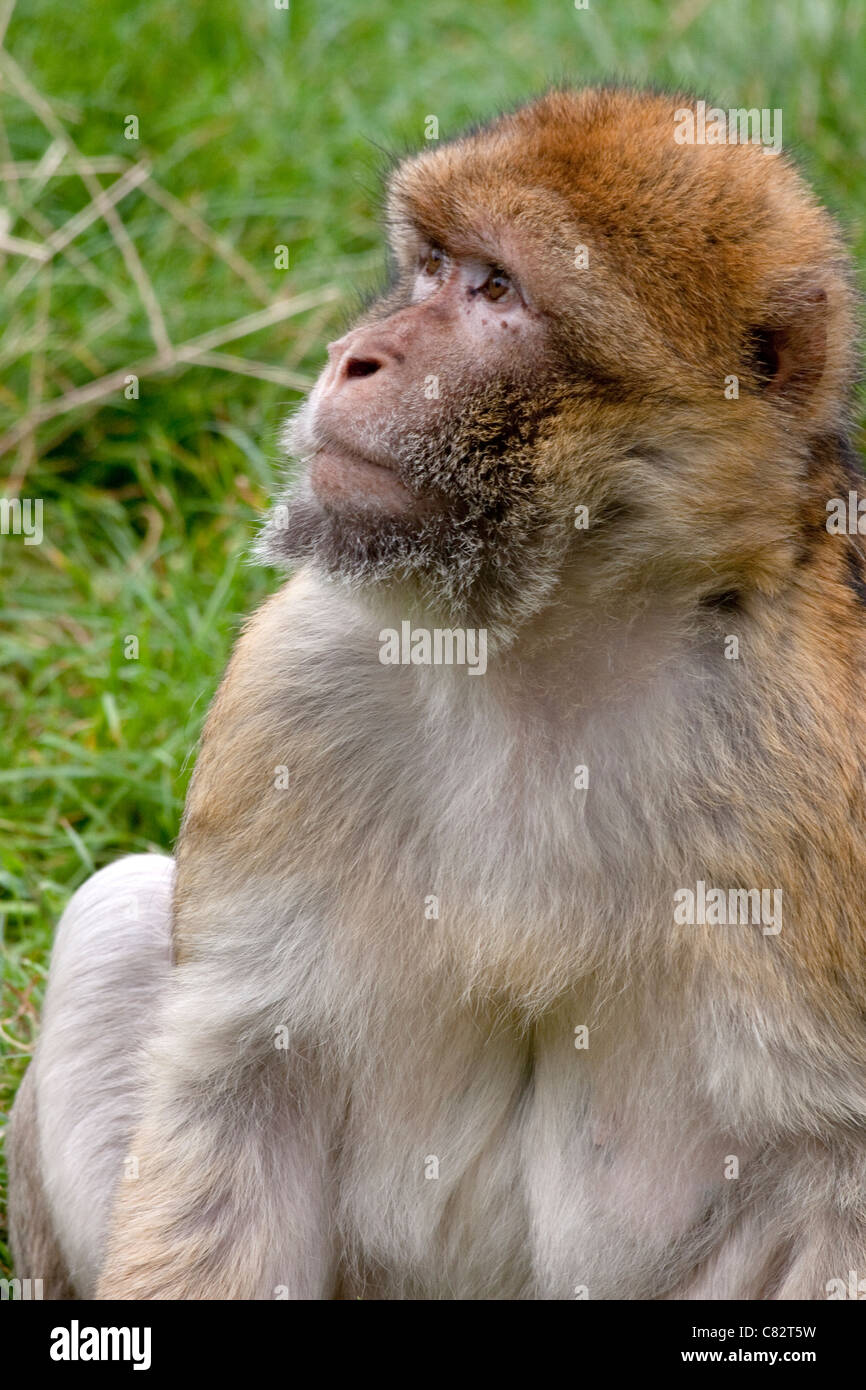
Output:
[175,568,413,875]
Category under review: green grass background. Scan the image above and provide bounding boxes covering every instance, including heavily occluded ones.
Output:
[1,0,864,1276]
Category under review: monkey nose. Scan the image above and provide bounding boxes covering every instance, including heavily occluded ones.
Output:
[325,334,384,380]
[326,338,388,386]
[342,356,383,379]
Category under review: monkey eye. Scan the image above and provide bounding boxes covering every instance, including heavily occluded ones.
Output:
[482,269,511,301]
[422,246,445,276]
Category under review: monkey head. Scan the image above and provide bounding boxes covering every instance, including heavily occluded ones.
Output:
[262,88,857,635]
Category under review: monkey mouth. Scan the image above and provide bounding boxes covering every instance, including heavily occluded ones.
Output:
[309,445,434,517]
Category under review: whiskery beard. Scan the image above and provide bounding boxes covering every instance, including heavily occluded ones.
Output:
[257,381,571,635]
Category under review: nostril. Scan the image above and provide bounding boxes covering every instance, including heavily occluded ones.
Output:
[344,357,382,379]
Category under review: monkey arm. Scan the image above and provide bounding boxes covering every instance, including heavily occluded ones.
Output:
[96,1000,336,1300]
[98,579,341,1300]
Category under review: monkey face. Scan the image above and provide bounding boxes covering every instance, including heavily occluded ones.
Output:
[299,250,557,522]
[262,88,856,626]
[263,239,571,622]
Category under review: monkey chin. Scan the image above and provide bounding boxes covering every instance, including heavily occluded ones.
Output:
[310,449,423,517]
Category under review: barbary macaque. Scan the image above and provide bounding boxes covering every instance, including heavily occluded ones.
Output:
[9,86,866,1300]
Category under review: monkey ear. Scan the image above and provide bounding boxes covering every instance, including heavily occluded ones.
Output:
[749,285,828,401]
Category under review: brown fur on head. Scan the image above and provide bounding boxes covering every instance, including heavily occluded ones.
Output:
[263,86,860,631]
